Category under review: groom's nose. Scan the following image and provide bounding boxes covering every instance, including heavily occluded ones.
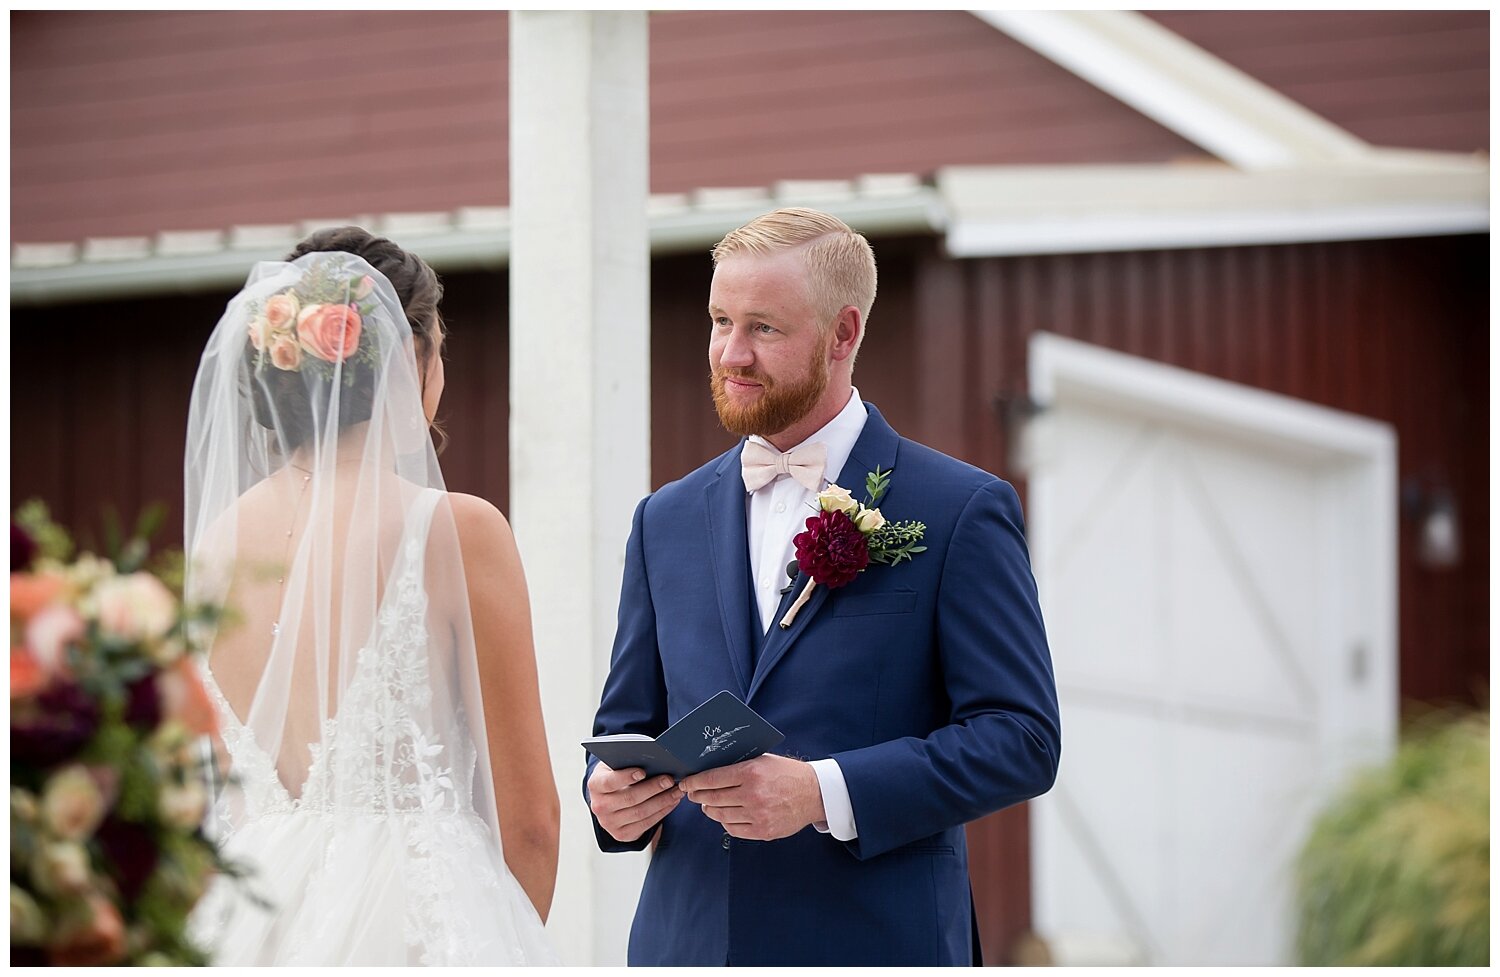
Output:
[716,329,755,370]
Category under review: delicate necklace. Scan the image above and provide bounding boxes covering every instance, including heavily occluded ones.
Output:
[272,467,313,639]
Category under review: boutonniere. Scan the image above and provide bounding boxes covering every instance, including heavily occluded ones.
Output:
[779,467,927,629]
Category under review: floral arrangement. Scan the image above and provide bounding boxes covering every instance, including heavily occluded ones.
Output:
[779,467,927,628]
[247,258,379,381]
[10,502,232,966]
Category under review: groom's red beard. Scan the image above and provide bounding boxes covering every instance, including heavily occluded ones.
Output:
[710,348,829,439]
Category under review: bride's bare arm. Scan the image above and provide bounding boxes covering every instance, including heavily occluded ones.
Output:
[451,493,560,922]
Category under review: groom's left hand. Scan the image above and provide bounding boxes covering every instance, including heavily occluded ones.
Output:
[680,754,825,841]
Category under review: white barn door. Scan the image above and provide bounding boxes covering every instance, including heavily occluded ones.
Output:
[1025,334,1397,965]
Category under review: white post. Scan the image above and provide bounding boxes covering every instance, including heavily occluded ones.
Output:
[509,11,650,967]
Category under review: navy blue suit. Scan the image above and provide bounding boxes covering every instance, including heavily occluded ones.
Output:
[587,404,1060,966]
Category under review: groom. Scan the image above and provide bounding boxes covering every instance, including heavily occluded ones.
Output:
[585,208,1060,966]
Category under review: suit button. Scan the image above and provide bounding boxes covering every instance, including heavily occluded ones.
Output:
[721,833,732,849]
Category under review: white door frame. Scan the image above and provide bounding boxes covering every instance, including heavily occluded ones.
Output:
[1024,331,1399,961]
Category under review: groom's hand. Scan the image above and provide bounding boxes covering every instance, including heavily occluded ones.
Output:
[680,754,824,842]
[588,763,683,843]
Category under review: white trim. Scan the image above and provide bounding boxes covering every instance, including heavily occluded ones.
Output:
[940,162,1489,258]
[973,10,1370,169]
[8,184,942,306]
[946,202,1488,257]
[1027,333,1396,463]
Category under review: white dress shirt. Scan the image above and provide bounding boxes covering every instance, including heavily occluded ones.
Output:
[744,387,866,841]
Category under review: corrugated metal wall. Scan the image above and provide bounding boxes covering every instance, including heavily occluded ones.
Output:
[12,230,1486,961]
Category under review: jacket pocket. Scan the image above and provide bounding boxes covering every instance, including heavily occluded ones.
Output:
[830,588,919,617]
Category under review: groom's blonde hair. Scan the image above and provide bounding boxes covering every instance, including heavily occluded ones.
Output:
[711,208,878,333]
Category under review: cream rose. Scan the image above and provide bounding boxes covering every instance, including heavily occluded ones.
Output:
[855,507,887,533]
[31,840,91,896]
[12,787,39,824]
[26,604,83,675]
[41,765,106,841]
[817,484,859,515]
[93,572,177,645]
[10,885,47,945]
[158,781,207,830]
[270,334,302,371]
[247,315,273,351]
[64,553,114,595]
[263,292,301,332]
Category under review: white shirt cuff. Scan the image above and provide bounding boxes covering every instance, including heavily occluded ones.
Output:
[808,758,858,841]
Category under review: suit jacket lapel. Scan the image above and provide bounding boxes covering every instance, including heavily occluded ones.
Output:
[748,403,901,701]
[706,446,755,694]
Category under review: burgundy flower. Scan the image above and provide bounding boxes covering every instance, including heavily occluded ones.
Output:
[96,816,159,902]
[125,673,162,730]
[11,680,100,768]
[12,522,37,572]
[793,509,870,589]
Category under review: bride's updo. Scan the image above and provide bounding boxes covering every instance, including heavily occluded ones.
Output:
[246,227,444,451]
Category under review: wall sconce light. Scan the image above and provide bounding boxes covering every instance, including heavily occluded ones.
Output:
[993,391,1046,479]
[1401,478,1462,570]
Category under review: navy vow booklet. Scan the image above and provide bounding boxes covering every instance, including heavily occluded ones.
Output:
[583,690,784,780]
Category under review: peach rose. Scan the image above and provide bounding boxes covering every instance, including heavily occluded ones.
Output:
[270,334,302,371]
[297,303,362,363]
[353,275,375,300]
[10,570,66,623]
[263,291,301,332]
[26,604,83,674]
[48,893,126,967]
[157,657,217,736]
[93,572,176,644]
[41,765,107,841]
[11,646,46,699]
[855,507,887,533]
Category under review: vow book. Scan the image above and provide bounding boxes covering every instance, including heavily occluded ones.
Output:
[582,690,784,780]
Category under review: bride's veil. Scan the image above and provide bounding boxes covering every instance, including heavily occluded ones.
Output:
[184,252,501,848]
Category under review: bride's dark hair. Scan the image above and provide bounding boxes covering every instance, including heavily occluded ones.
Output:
[247,226,445,451]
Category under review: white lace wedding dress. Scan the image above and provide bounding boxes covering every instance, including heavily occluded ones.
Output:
[188,491,558,966]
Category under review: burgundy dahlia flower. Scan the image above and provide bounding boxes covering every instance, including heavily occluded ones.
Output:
[793,509,870,589]
[12,522,37,572]
[11,680,101,768]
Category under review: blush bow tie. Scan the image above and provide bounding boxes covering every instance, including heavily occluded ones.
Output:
[740,440,828,493]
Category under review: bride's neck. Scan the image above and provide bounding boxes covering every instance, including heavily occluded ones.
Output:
[288,421,377,471]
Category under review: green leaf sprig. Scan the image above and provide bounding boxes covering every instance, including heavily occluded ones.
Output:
[859,467,927,566]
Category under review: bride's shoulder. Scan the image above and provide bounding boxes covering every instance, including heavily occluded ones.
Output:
[436,492,518,554]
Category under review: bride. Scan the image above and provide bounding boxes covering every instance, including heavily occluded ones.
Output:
[184,228,560,965]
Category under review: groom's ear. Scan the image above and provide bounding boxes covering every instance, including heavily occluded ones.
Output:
[829,306,861,364]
